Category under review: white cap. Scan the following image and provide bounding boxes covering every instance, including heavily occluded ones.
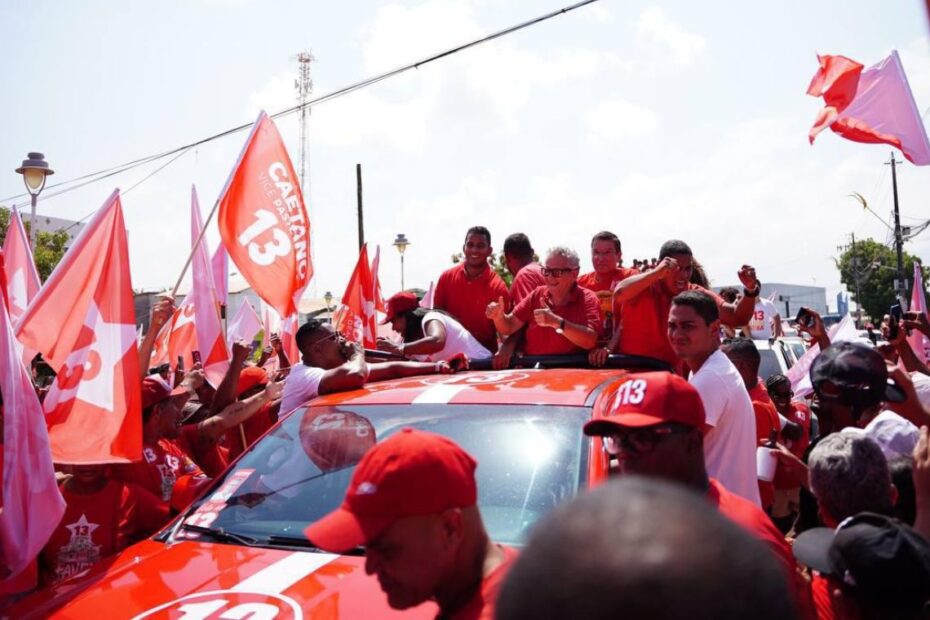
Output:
[843,411,919,461]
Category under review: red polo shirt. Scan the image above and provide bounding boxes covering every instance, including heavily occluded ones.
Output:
[434,263,510,352]
[513,285,601,355]
[617,282,725,367]
[447,545,518,620]
[510,262,546,305]
[579,267,638,343]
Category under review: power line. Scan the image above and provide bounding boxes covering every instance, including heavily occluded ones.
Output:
[1,0,601,206]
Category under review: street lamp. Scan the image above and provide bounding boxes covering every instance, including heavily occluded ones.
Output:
[393,233,410,291]
[15,152,54,250]
[323,290,334,324]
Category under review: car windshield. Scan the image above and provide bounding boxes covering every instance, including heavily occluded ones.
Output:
[758,349,782,381]
[177,404,590,549]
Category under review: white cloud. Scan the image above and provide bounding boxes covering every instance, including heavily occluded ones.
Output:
[635,7,706,65]
[584,99,659,144]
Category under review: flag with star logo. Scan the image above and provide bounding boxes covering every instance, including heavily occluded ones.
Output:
[1,206,42,325]
[333,244,377,348]
[16,189,143,463]
[0,235,65,578]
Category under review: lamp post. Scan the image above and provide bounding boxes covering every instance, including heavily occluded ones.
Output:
[15,152,54,250]
[393,233,410,291]
[323,290,333,322]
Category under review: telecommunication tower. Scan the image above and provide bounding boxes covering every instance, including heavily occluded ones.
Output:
[293,50,316,296]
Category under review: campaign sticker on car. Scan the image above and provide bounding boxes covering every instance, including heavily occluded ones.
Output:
[178,468,255,538]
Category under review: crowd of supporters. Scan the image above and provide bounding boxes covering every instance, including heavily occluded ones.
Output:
[2,224,930,618]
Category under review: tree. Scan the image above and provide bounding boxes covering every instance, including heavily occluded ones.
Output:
[451,252,513,286]
[837,237,929,320]
[0,206,70,282]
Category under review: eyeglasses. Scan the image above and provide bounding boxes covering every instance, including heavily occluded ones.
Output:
[313,330,345,348]
[542,267,577,278]
[602,424,692,456]
[770,390,794,399]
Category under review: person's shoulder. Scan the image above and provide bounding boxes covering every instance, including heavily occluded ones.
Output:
[578,286,600,303]
[577,271,597,289]
[288,363,325,380]
[437,264,463,282]
[709,479,770,527]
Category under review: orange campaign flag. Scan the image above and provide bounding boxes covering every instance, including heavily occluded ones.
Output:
[334,244,378,349]
[217,111,313,318]
[16,190,143,463]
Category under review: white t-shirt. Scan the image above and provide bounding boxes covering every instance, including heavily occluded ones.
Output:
[280,364,325,413]
[748,298,779,339]
[690,350,762,506]
[417,312,492,362]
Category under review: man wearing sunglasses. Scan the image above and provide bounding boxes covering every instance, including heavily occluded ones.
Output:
[486,246,600,356]
[582,373,799,589]
[279,320,460,413]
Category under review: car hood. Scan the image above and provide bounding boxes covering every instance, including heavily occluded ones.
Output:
[8,539,436,619]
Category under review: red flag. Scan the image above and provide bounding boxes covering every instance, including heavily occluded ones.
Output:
[808,51,930,165]
[0,260,65,578]
[211,244,229,307]
[333,244,377,348]
[218,111,312,317]
[280,313,300,365]
[191,187,229,386]
[167,299,198,371]
[16,190,142,464]
[370,245,386,314]
[1,207,42,324]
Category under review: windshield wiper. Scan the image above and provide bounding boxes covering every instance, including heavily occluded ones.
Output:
[178,523,260,546]
[265,534,365,556]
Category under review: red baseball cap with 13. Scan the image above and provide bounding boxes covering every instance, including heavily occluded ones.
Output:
[583,371,708,436]
[304,428,478,552]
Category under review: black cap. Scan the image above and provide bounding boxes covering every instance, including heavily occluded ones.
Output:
[809,342,906,407]
[793,513,930,612]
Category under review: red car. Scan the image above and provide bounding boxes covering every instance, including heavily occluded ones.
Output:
[11,368,628,619]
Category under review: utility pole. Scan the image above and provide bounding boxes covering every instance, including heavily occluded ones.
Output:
[293,50,316,296]
[887,152,908,305]
[356,164,365,251]
[837,232,869,328]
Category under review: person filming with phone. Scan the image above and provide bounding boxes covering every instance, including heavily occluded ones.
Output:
[486,246,601,358]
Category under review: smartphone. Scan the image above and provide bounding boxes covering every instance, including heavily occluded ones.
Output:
[795,307,813,328]
[176,355,185,372]
[888,304,902,340]
[191,350,202,366]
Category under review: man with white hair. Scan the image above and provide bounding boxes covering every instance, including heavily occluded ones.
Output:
[487,246,600,355]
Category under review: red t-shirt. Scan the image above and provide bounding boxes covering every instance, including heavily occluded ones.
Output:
[750,400,780,509]
[445,545,518,620]
[618,282,725,367]
[178,424,229,478]
[225,402,278,462]
[811,574,843,620]
[708,478,803,586]
[39,480,168,585]
[512,285,601,355]
[114,439,210,510]
[783,402,812,458]
[578,267,638,343]
[510,262,546,305]
[434,264,510,353]
[749,381,775,407]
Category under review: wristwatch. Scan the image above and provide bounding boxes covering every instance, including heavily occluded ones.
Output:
[555,318,565,335]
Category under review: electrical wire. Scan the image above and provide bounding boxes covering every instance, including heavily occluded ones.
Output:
[1,0,600,206]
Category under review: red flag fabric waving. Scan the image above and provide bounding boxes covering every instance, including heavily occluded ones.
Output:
[218,111,312,317]
[16,190,143,463]
[167,299,198,371]
[0,262,65,578]
[191,187,229,386]
[808,51,930,165]
[370,245,386,314]
[1,206,42,324]
[211,244,229,306]
[333,244,377,348]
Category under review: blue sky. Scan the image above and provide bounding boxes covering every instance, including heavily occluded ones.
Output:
[2,0,929,311]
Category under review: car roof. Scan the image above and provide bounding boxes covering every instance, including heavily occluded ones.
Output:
[307,368,627,408]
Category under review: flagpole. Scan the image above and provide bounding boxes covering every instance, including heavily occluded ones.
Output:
[171,198,220,297]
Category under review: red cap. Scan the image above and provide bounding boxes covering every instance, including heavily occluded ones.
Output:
[299,409,377,471]
[583,372,707,436]
[381,292,420,324]
[237,366,268,397]
[141,375,189,410]
[304,429,477,552]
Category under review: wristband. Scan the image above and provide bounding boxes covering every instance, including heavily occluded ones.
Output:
[556,318,565,335]
[743,284,761,298]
